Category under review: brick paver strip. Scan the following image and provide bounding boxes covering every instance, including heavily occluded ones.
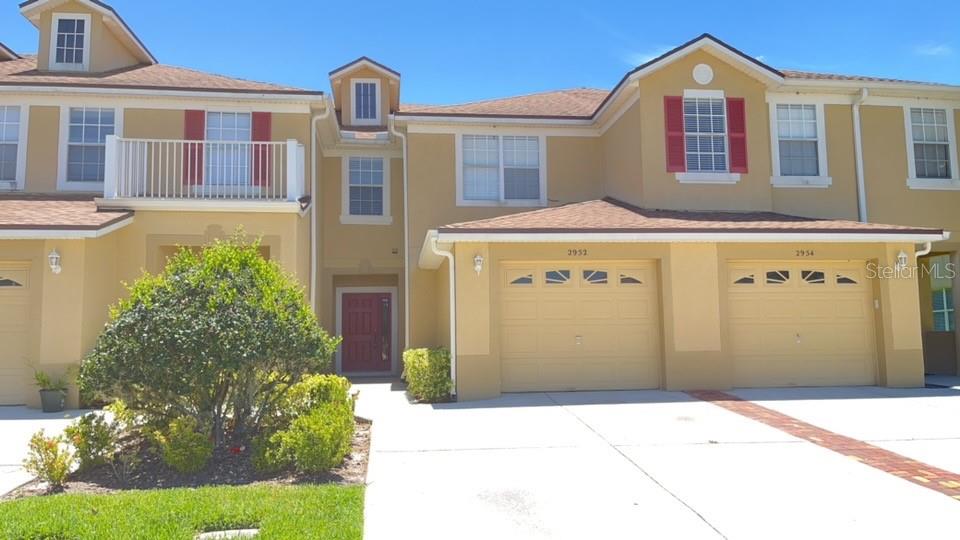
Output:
[687,389,960,501]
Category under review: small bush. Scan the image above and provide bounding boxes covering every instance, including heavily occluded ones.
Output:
[285,374,354,413]
[64,413,118,472]
[153,417,213,474]
[23,430,74,490]
[402,348,452,402]
[255,404,354,474]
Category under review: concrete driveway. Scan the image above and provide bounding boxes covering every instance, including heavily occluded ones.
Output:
[0,407,85,496]
[356,382,960,540]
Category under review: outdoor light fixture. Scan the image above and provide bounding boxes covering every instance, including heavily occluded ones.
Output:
[48,249,62,274]
[895,250,909,271]
[473,254,484,275]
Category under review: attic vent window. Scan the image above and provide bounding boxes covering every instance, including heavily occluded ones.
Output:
[50,13,91,71]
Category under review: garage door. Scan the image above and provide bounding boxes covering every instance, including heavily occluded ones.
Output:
[728,261,876,387]
[0,263,30,405]
[499,261,661,392]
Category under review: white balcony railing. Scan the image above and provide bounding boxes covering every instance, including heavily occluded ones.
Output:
[103,135,305,202]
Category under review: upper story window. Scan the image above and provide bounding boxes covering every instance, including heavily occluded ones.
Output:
[457,134,546,207]
[769,102,830,187]
[61,107,116,188]
[50,13,91,71]
[205,112,251,186]
[684,97,727,173]
[666,90,746,184]
[341,155,391,225]
[0,106,26,188]
[905,106,959,190]
[351,79,381,125]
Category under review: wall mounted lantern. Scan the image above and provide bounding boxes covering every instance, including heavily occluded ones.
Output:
[48,249,62,274]
[895,250,909,271]
[473,254,484,275]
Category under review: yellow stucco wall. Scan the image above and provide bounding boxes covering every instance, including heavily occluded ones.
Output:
[24,106,60,193]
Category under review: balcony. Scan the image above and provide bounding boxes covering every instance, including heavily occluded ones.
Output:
[98,135,306,211]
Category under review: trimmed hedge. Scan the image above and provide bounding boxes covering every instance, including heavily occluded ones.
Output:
[402,348,452,402]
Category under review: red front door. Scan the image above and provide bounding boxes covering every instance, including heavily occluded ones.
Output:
[341,292,392,373]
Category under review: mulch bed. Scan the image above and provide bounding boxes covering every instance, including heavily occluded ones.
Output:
[4,417,371,501]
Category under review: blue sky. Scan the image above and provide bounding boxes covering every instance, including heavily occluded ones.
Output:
[2,0,958,104]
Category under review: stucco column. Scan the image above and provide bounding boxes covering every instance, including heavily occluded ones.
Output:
[662,243,728,390]
[875,244,925,387]
[453,243,498,400]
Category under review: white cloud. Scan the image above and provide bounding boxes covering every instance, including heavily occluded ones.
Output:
[915,43,953,57]
[622,46,675,67]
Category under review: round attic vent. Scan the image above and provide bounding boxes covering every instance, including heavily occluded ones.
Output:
[692,63,714,85]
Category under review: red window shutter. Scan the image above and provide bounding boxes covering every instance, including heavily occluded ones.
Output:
[251,112,272,187]
[664,96,686,172]
[183,110,205,185]
[726,97,748,173]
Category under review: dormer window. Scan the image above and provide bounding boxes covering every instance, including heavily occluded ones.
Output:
[50,13,91,71]
[351,79,381,125]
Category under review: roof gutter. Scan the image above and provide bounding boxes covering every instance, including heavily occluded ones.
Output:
[0,216,134,239]
[436,230,950,244]
[852,88,869,222]
[428,233,457,398]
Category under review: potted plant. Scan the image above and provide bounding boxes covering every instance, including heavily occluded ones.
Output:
[34,371,67,413]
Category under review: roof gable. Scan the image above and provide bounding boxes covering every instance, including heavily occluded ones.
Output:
[19,0,156,65]
[623,33,783,86]
[0,42,20,61]
[328,56,400,81]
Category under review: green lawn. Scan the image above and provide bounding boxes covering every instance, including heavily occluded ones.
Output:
[0,484,363,540]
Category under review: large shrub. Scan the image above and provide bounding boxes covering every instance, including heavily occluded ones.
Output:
[402,348,452,402]
[79,233,340,445]
[255,403,354,474]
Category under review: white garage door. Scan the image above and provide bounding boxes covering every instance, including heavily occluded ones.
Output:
[0,263,30,405]
[727,261,877,387]
[499,261,661,392]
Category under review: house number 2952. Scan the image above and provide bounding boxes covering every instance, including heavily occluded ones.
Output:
[567,249,588,257]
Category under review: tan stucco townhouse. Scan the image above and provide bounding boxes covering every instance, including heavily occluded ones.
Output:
[0,0,957,406]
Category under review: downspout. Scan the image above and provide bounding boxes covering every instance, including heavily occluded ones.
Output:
[429,234,457,398]
[388,115,410,350]
[915,242,933,258]
[309,96,334,312]
[852,88,869,222]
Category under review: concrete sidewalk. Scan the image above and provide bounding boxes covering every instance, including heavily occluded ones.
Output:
[357,382,960,540]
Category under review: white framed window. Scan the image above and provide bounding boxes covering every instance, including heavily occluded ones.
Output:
[57,106,122,192]
[341,155,391,225]
[769,102,830,188]
[904,106,959,190]
[205,111,251,186]
[933,288,955,332]
[351,79,381,126]
[455,134,546,207]
[0,105,28,190]
[49,13,91,72]
[675,89,740,184]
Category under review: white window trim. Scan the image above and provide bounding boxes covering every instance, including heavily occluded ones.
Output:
[0,104,29,191]
[455,134,548,207]
[49,13,91,72]
[56,105,123,192]
[340,154,392,225]
[676,89,740,184]
[933,288,955,332]
[768,102,831,188]
[903,105,960,190]
[350,78,382,126]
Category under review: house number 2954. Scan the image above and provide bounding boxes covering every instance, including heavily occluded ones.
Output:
[795,249,815,257]
[567,249,588,257]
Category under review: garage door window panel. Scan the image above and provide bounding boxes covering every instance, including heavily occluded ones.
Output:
[545,269,571,285]
[801,270,826,285]
[618,269,645,285]
[766,270,791,285]
[836,272,861,285]
[582,269,609,285]
[506,269,536,287]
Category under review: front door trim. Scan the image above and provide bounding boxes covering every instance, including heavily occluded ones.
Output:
[335,286,399,375]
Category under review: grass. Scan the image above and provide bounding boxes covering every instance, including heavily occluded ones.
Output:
[0,484,363,540]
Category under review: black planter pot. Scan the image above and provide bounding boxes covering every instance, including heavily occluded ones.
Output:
[39,389,65,413]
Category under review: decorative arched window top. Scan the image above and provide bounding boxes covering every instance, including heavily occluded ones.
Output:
[766,270,790,285]
[836,273,859,285]
[582,269,608,285]
[802,270,825,284]
[545,269,571,285]
[619,270,644,285]
[509,274,533,286]
[733,274,755,285]
[0,277,23,287]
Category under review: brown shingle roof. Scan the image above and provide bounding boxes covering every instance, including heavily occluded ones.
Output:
[399,88,608,119]
[0,55,322,95]
[780,69,951,87]
[439,198,942,235]
[0,194,132,230]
